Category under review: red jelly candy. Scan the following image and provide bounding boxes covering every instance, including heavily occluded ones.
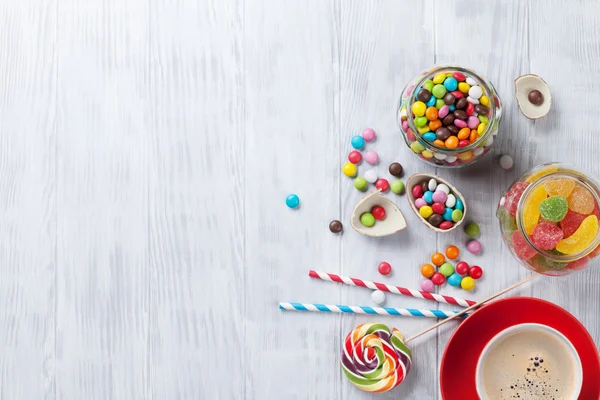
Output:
[512,230,537,260]
[503,182,531,217]
[371,205,386,220]
[532,223,564,250]
[439,221,454,230]
[431,272,445,286]
[559,210,587,238]
[594,202,600,219]
[468,265,483,280]
[432,202,445,214]
[455,261,469,275]
[412,185,424,198]
[465,102,475,116]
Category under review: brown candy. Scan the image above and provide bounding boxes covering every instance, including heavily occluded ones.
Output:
[329,220,343,233]
[436,127,451,141]
[528,90,544,105]
[421,181,428,193]
[442,114,455,125]
[388,162,403,177]
[428,214,443,227]
[456,98,468,110]
[417,89,432,103]
[443,93,456,105]
[447,125,460,135]
[474,104,489,115]
[453,110,468,120]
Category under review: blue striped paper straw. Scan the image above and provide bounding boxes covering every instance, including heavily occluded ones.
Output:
[279,302,468,319]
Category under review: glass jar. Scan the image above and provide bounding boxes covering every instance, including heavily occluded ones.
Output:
[397,66,503,168]
[497,163,600,276]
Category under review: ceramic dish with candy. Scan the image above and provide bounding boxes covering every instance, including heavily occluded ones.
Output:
[398,66,503,168]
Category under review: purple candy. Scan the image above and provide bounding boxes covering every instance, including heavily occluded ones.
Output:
[432,190,448,203]
[467,116,480,129]
[415,198,427,208]
[438,105,449,119]
[454,119,467,128]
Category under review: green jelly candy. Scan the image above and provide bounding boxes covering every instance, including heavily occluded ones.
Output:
[432,84,447,99]
[465,222,480,238]
[354,177,368,191]
[415,116,428,127]
[435,99,445,109]
[390,180,405,194]
[451,209,463,222]
[439,262,454,277]
[361,212,375,227]
[423,79,434,92]
[538,196,568,222]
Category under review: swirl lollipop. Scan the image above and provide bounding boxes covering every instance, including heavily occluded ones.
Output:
[341,323,412,393]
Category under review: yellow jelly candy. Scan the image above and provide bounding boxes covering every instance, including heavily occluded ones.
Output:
[543,179,576,198]
[555,215,599,255]
[568,184,595,215]
[525,165,559,183]
[522,185,548,235]
[342,162,357,177]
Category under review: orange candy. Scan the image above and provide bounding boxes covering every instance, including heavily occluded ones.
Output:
[434,139,445,148]
[425,107,438,121]
[429,119,442,131]
[421,263,435,278]
[457,128,470,140]
[445,136,459,149]
[469,129,478,143]
[445,245,460,260]
[431,252,445,266]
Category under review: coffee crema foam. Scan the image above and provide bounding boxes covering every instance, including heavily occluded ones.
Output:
[480,330,577,399]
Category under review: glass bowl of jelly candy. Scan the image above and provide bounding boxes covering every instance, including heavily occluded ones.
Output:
[398,66,503,168]
[497,163,600,276]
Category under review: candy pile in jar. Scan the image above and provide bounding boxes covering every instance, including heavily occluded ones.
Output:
[412,178,464,230]
[400,69,495,167]
[500,166,600,273]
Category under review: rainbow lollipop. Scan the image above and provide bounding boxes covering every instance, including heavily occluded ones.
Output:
[341,323,412,393]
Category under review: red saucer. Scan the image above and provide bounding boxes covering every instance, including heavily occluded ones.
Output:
[440,297,600,400]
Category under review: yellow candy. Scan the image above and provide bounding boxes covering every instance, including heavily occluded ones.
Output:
[410,141,425,153]
[458,82,471,94]
[412,101,427,117]
[421,150,433,159]
[400,106,407,120]
[555,215,599,255]
[457,151,473,161]
[417,126,431,134]
[433,73,446,84]
[419,206,433,219]
[544,179,576,198]
[461,276,475,291]
[522,185,548,235]
[342,162,357,177]
[480,95,490,107]
[477,122,487,135]
[568,184,595,215]
[525,165,559,183]
[446,73,453,77]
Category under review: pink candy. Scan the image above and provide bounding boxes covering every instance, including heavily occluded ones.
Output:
[421,279,435,293]
[532,223,564,250]
[467,240,482,254]
[432,190,447,203]
[364,151,379,165]
[415,198,427,209]
[454,119,467,128]
[467,116,479,129]
[438,105,449,119]
[402,120,409,131]
[512,231,537,260]
[362,128,376,141]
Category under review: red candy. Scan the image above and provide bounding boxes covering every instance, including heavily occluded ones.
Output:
[594,202,600,219]
[348,151,362,164]
[465,102,475,116]
[431,272,445,286]
[439,221,454,230]
[432,202,445,215]
[468,265,483,279]
[376,179,390,192]
[412,185,423,198]
[532,223,564,250]
[458,140,470,148]
[503,182,530,217]
[512,230,537,260]
[451,90,464,99]
[378,262,392,275]
[372,205,386,220]
[456,261,469,275]
[566,257,589,271]
[559,210,587,238]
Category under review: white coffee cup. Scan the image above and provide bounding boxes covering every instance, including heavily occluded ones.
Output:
[475,323,583,400]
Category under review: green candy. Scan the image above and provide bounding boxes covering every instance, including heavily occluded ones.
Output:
[439,262,454,277]
[451,209,463,222]
[410,141,425,153]
[360,212,375,227]
[435,99,445,109]
[478,115,489,124]
[432,84,447,99]
[390,180,404,194]
[538,196,568,222]
[354,176,368,191]
[422,79,435,92]
[415,116,428,127]
[465,222,480,238]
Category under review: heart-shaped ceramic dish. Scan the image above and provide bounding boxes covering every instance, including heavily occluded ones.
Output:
[350,190,407,237]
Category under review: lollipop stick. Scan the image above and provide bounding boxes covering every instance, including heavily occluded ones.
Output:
[405,273,540,343]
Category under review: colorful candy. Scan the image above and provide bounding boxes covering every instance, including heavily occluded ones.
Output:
[468,266,483,280]
[420,279,435,293]
[371,290,386,305]
[439,262,454,277]
[532,223,564,250]
[431,272,445,286]
[376,178,390,192]
[390,180,405,194]
[286,194,300,209]
[329,220,343,233]
[568,184,595,215]
[348,151,362,164]
[389,162,403,177]
[431,252,445,266]
[351,135,365,149]
[460,276,476,291]
[466,240,482,254]
[445,245,460,260]
[555,215,599,255]
[343,162,357,177]
[372,206,386,220]
[448,273,462,287]
[354,177,368,191]
[365,169,378,184]
[538,196,568,222]
[364,151,379,165]
[361,213,375,227]
[362,128,376,142]
[464,222,480,238]
[420,263,435,278]
[412,178,464,230]
[378,262,392,276]
[455,261,469,275]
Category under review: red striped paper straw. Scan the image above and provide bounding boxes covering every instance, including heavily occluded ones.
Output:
[308,270,476,307]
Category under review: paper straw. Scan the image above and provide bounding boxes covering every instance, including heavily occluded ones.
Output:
[309,270,476,307]
[279,302,468,319]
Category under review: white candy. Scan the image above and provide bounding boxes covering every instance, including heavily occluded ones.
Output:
[436,184,450,195]
[499,155,514,170]
[365,169,378,183]
[445,194,456,208]
[473,147,485,156]
[433,152,447,160]
[468,86,483,99]
[466,77,477,86]
[485,136,494,146]
[371,290,386,305]
[446,155,458,163]
[467,96,480,105]
[428,178,437,191]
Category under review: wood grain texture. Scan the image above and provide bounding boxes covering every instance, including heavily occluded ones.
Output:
[0,0,598,399]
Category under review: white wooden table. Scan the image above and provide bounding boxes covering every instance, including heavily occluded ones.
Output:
[1,0,599,398]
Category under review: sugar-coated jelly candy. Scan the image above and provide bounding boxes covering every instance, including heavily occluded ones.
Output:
[559,210,587,238]
[503,182,530,217]
[525,165,559,183]
[522,185,548,235]
[555,215,598,255]
[531,223,564,250]
[568,184,595,215]
[538,196,568,223]
[565,256,589,271]
[512,230,537,260]
[543,179,576,198]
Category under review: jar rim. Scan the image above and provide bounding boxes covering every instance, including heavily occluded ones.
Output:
[516,170,600,263]
[402,66,498,154]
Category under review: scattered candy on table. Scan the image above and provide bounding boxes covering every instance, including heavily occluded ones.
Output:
[439,262,454,277]
[421,279,434,293]
[464,222,480,238]
[376,178,390,192]
[378,261,392,276]
[286,194,300,209]
[361,128,376,142]
[448,273,462,287]
[412,177,465,230]
[351,135,365,149]
[364,151,379,165]
[499,154,513,170]
[455,261,469,275]
[348,151,362,164]
[461,276,476,291]
[445,245,459,260]
[361,212,375,227]
[467,239,482,254]
[371,290,386,305]
[343,162,357,177]
[329,220,343,233]
[468,265,483,280]
[431,252,445,266]
[365,169,378,183]
[431,272,445,286]
[421,263,435,278]
[389,162,403,177]
[390,180,405,194]
[354,176,368,191]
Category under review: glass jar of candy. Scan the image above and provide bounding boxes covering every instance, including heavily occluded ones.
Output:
[497,163,600,276]
[397,66,503,167]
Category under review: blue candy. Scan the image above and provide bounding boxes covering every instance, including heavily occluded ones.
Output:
[449,105,456,112]
[423,132,436,142]
[443,77,458,92]
[443,207,454,221]
[351,135,365,149]
[426,96,436,107]
[448,273,462,287]
[423,191,434,204]
[286,194,300,209]
[455,199,464,211]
